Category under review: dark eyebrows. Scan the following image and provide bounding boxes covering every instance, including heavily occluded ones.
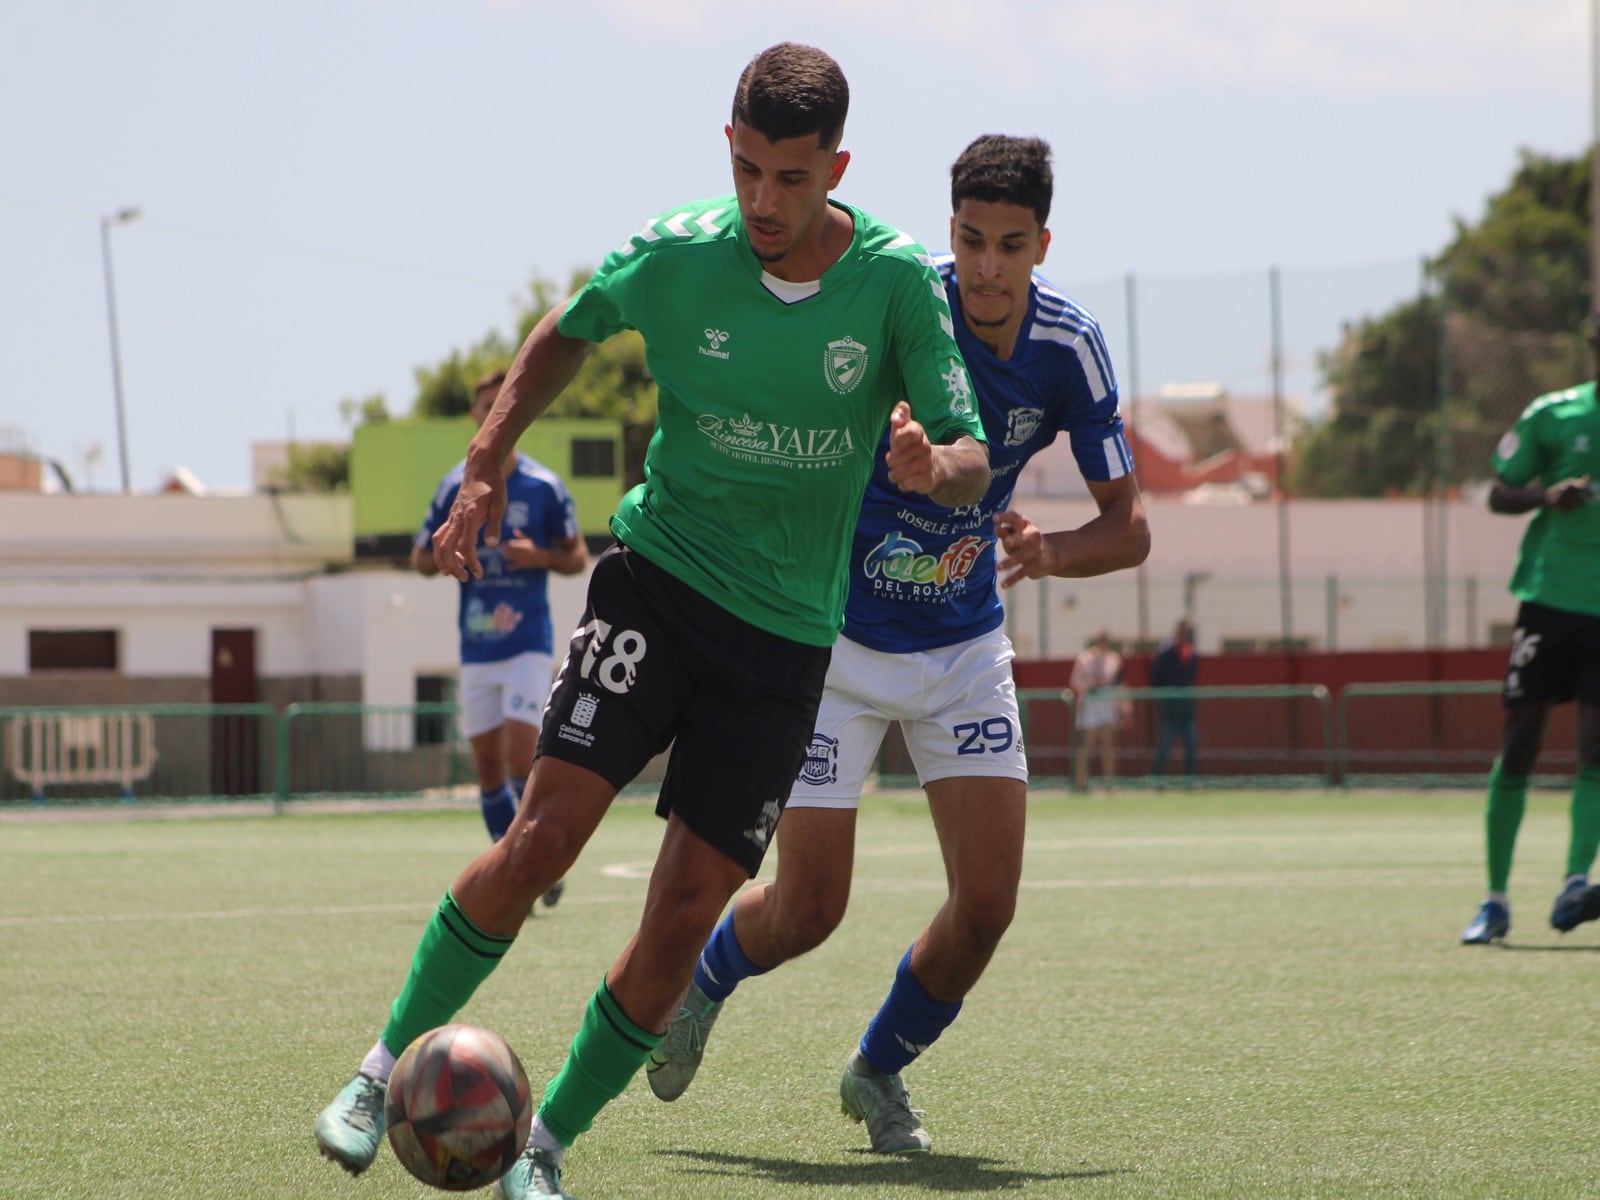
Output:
[955,220,1031,242]
[733,152,811,182]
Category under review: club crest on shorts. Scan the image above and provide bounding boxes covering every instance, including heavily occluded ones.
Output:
[798,733,839,786]
[824,336,868,395]
[571,693,600,728]
[745,796,783,850]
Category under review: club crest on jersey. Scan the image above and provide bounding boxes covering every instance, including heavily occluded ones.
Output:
[798,734,839,787]
[1004,406,1044,447]
[825,336,869,394]
[506,501,529,528]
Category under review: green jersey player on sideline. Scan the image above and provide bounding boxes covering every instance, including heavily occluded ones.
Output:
[646,134,1150,1153]
[313,42,989,1200]
[1461,307,1600,944]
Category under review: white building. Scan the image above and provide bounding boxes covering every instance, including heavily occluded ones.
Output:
[0,488,1525,708]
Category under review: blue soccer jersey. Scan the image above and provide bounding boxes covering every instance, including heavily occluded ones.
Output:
[843,258,1132,652]
[415,454,580,663]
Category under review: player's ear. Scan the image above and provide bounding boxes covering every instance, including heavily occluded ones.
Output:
[827,148,850,190]
[1036,227,1051,266]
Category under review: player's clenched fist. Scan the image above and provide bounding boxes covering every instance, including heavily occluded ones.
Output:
[884,401,937,494]
[993,508,1061,588]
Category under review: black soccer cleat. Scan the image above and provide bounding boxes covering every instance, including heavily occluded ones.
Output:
[1551,880,1600,933]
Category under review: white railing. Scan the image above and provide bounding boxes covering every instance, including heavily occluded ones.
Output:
[5,712,159,801]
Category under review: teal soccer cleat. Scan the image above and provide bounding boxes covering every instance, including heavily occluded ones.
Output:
[313,1072,387,1175]
[645,980,723,1102]
[1460,899,1510,945]
[839,1049,931,1154]
[495,1146,572,1199]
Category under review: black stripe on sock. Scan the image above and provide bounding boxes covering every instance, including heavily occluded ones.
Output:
[439,894,514,960]
[596,981,657,1053]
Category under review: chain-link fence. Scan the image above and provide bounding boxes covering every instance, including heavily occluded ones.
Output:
[999,260,1592,657]
[1439,312,1588,484]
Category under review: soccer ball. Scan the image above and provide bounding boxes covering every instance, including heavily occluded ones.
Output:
[384,1024,533,1191]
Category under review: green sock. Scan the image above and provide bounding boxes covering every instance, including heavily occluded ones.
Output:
[380,891,515,1056]
[1565,766,1600,878]
[538,980,662,1148]
[1485,761,1529,894]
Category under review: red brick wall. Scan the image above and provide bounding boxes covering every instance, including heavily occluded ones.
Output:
[1010,648,1578,783]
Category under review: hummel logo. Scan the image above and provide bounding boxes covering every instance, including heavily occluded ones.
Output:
[699,328,732,361]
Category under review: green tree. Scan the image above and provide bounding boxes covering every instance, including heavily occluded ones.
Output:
[290,270,658,496]
[274,392,389,493]
[1294,149,1592,497]
[412,271,658,487]
[1294,296,1443,497]
[412,338,517,420]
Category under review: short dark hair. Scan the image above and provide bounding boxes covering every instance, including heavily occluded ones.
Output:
[731,42,849,148]
[473,369,507,398]
[950,135,1053,227]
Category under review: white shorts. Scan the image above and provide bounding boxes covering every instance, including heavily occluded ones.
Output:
[458,652,555,740]
[1076,698,1121,730]
[789,628,1027,810]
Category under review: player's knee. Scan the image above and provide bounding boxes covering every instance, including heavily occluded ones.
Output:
[640,880,742,959]
[1499,739,1541,778]
[776,893,846,957]
[953,889,1017,953]
[494,811,583,897]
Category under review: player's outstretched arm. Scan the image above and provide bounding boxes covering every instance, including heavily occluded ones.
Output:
[433,303,593,581]
[410,541,442,578]
[1489,474,1592,515]
[883,401,989,507]
[994,475,1150,588]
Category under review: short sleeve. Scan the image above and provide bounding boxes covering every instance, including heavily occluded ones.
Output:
[1493,403,1545,486]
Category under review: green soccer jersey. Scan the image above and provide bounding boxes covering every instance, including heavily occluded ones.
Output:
[1493,379,1600,618]
[558,196,985,646]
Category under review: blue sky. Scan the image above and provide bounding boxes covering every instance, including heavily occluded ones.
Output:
[1,0,1590,492]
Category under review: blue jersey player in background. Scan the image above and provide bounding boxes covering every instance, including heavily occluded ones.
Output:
[414,369,588,875]
[647,134,1151,1154]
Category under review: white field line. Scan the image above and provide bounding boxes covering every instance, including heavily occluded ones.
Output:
[0,865,1480,929]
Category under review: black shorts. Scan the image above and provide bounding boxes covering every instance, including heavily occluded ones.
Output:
[537,544,832,876]
[1502,600,1600,708]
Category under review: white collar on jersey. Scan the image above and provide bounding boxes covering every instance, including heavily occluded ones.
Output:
[760,271,821,304]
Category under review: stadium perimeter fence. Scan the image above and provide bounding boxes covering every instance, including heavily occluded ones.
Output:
[0,683,1581,809]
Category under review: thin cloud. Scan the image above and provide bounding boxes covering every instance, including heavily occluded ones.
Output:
[581,0,1586,96]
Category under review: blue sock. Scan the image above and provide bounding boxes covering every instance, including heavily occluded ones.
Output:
[509,776,527,809]
[480,783,517,842]
[858,946,963,1075]
[693,913,767,1003]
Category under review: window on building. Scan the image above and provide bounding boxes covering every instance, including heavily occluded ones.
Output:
[414,673,457,745]
[570,438,617,479]
[29,629,118,673]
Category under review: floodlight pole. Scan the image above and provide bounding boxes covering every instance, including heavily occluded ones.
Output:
[1593,0,1599,307]
[100,206,141,495]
